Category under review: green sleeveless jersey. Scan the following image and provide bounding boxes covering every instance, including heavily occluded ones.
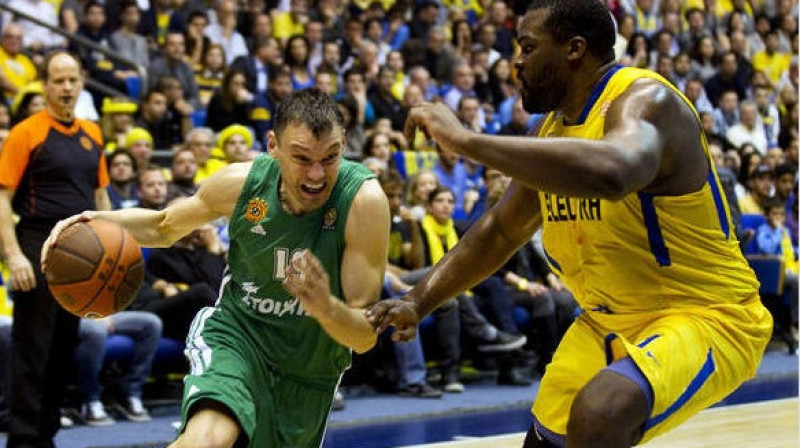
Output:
[218,154,374,381]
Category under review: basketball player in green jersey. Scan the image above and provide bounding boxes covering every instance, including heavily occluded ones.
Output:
[43,88,391,448]
[368,1,772,447]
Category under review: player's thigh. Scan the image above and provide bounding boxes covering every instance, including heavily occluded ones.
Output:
[626,307,771,443]
[181,308,261,444]
[264,375,339,448]
[532,317,607,436]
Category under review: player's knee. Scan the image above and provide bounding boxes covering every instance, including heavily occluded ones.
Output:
[174,404,241,448]
[568,371,649,444]
[170,431,236,448]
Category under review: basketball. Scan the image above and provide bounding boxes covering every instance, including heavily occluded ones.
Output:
[44,220,144,319]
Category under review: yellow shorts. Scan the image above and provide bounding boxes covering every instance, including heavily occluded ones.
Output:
[532,298,772,445]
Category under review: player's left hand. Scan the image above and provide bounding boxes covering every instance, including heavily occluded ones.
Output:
[366,299,421,342]
[283,249,334,319]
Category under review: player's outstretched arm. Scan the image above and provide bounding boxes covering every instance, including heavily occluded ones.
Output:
[284,179,390,353]
[42,162,250,266]
[368,182,542,340]
[405,80,695,199]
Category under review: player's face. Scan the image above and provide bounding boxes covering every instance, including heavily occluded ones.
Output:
[268,123,344,215]
[515,8,569,114]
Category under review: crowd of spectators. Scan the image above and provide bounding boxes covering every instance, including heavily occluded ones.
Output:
[0,0,797,428]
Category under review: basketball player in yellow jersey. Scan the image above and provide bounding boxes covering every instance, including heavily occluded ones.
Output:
[367,1,774,447]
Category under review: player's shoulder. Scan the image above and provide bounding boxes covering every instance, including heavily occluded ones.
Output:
[350,178,390,222]
[613,76,690,121]
[218,160,254,183]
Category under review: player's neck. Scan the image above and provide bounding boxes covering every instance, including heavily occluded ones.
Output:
[560,61,618,125]
[278,182,305,216]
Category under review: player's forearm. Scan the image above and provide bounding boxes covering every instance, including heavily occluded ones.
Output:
[458,133,652,200]
[314,298,377,354]
[93,208,177,248]
[408,212,526,318]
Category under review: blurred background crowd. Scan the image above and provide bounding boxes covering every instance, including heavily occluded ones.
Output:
[0,0,796,431]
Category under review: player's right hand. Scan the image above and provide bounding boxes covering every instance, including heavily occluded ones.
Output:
[40,211,96,269]
[403,103,466,156]
[7,252,35,291]
[366,299,421,342]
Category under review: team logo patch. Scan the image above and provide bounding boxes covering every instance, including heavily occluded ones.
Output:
[80,136,94,151]
[323,208,337,230]
[245,198,268,223]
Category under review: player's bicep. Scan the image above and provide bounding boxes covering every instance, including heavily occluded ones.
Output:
[342,180,390,309]
[160,162,248,239]
[194,162,249,217]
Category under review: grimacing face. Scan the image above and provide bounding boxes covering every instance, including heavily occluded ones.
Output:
[514,9,570,114]
[267,123,345,215]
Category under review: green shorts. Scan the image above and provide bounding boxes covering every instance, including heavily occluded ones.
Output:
[181,307,340,447]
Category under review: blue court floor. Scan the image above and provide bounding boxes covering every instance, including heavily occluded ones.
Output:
[0,349,796,448]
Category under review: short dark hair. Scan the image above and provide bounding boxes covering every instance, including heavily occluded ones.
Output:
[141,88,166,103]
[274,88,344,139]
[527,0,616,62]
[188,10,209,23]
[107,148,138,173]
[774,163,797,180]
[84,1,104,14]
[762,196,786,215]
[379,169,405,191]
[344,66,366,83]
[119,0,139,12]
[427,185,454,205]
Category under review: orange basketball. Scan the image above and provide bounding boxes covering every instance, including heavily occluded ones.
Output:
[44,220,144,318]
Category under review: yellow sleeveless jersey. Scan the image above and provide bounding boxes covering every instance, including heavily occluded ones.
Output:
[537,66,759,313]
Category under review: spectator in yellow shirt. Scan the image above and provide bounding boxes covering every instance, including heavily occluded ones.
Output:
[0,24,38,104]
[752,31,791,86]
[272,0,308,46]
